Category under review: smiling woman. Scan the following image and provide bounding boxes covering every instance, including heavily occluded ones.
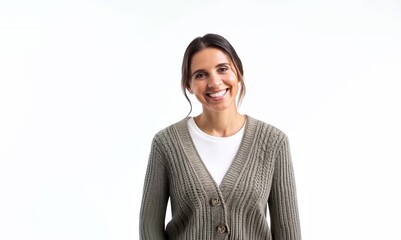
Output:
[181,34,246,119]
[189,48,240,119]
[139,33,301,240]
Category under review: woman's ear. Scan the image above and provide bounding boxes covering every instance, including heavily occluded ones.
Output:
[187,87,193,94]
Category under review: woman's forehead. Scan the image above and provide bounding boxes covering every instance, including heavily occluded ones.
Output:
[191,48,232,70]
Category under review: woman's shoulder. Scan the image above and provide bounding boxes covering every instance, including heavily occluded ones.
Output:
[152,117,189,142]
[246,115,288,142]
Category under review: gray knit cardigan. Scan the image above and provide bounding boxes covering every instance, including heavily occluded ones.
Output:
[140,116,301,239]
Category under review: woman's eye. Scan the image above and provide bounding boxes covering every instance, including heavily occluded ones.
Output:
[219,67,228,72]
[195,72,206,79]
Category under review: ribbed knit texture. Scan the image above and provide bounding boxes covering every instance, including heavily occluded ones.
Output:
[140,116,301,240]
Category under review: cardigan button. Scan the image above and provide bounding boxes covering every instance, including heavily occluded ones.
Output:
[210,197,221,206]
[217,225,227,234]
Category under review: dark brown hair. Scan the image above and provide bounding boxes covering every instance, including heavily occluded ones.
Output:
[181,33,246,115]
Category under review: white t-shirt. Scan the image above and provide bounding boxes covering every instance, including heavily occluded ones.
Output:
[187,117,245,186]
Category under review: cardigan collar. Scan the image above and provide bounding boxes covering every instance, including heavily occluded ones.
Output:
[173,115,259,206]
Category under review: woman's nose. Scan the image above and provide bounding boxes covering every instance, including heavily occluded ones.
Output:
[207,72,222,87]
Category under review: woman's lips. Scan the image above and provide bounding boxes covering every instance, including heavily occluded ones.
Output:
[206,89,228,98]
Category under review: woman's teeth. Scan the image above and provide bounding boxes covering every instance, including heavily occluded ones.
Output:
[208,89,227,98]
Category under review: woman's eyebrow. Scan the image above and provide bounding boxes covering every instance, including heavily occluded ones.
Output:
[216,63,230,67]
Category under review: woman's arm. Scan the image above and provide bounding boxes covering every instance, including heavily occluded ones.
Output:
[268,135,301,240]
[139,137,169,240]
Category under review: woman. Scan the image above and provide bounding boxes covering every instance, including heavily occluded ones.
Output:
[140,33,301,239]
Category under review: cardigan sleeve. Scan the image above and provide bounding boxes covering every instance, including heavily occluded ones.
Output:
[268,135,302,240]
[139,137,169,240]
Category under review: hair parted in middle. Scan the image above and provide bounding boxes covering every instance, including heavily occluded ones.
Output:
[181,33,246,115]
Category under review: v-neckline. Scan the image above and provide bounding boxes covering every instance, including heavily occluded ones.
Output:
[174,115,257,204]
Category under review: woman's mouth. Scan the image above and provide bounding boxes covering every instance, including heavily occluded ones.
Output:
[206,89,228,98]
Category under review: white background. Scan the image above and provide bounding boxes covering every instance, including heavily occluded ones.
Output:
[1,0,400,239]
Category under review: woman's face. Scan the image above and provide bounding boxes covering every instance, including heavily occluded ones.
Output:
[189,48,239,114]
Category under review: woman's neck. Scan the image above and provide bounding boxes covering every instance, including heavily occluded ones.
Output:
[194,110,246,137]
